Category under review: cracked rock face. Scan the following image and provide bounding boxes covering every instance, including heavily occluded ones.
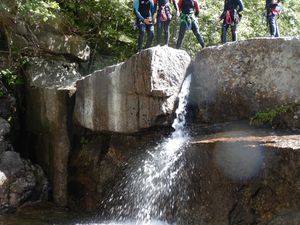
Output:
[24,57,80,207]
[74,46,191,133]
[0,151,48,213]
[169,124,300,225]
[68,122,300,225]
[191,37,300,128]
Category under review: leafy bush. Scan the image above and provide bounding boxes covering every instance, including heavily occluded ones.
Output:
[250,103,299,127]
[0,56,28,89]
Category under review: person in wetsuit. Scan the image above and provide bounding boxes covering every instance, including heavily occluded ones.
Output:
[265,0,281,37]
[220,0,244,44]
[154,0,179,46]
[133,0,155,52]
[175,0,205,49]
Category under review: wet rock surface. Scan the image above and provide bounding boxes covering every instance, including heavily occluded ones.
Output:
[67,121,300,225]
[175,122,300,225]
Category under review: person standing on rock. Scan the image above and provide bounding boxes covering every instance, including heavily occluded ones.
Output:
[154,0,179,46]
[265,0,282,37]
[175,0,205,49]
[134,0,156,52]
[220,0,244,44]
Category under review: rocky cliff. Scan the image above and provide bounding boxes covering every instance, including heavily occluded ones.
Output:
[23,46,191,208]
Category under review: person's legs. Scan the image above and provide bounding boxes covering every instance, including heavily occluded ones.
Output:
[163,20,171,45]
[221,21,229,44]
[191,20,205,48]
[156,15,162,45]
[138,23,146,51]
[268,14,277,37]
[145,24,154,49]
[176,21,187,49]
[274,16,280,37]
[231,24,237,42]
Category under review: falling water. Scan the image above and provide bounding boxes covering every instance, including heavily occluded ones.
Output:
[79,74,192,225]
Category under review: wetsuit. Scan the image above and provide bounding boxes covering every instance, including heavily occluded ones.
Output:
[134,0,155,52]
[176,0,205,49]
[154,0,178,46]
[220,0,244,44]
[266,0,281,37]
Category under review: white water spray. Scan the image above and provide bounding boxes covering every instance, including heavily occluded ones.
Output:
[79,74,192,225]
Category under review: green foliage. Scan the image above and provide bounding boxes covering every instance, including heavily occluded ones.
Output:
[18,0,60,22]
[0,0,60,22]
[176,0,300,54]
[2,0,300,63]
[57,0,136,62]
[80,136,89,145]
[250,103,299,127]
[0,56,28,88]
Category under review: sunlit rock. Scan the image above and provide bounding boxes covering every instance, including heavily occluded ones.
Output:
[191,37,300,128]
[74,46,191,133]
[10,20,90,61]
[26,58,81,89]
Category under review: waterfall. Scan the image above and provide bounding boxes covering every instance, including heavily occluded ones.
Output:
[80,74,192,225]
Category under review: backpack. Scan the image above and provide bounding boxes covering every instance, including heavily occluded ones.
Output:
[160,4,172,21]
[225,9,239,25]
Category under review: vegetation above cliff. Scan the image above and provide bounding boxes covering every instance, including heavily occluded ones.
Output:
[0,0,300,64]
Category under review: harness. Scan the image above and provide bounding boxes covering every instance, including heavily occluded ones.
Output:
[159,3,172,21]
[267,3,282,16]
[180,13,196,29]
[224,9,239,25]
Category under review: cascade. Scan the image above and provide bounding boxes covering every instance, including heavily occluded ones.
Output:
[79,74,192,225]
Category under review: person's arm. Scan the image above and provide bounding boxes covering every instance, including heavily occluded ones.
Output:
[194,0,200,16]
[172,0,179,12]
[223,0,227,11]
[219,0,227,20]
[237,0,244,12]
[150,0,155,16]
[153,0,158,13]
[133,0,144,21]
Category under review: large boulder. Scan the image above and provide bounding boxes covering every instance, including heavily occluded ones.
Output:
[178,123,300,225]
[0,151,48,213]
[24,58,80,207]
[74,46,191,133]
[0,117,11,155]
[191,37,300,127]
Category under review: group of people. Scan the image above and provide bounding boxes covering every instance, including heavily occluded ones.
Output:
[133,0,282,52]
